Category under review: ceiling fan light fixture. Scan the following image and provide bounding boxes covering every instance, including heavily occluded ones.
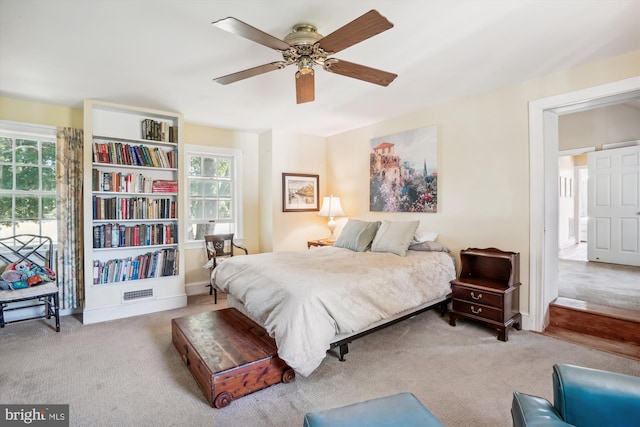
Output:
[283,24,323,46]
[297,56,314,74]
[211,10,397,104]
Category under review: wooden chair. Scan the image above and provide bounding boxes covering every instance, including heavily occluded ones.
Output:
[0,234,59,332]
[204,234,248,304]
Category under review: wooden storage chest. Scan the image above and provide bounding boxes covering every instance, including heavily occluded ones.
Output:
[171,308,295,408]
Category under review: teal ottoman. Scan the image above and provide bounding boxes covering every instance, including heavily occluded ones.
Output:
[303,392,444,427]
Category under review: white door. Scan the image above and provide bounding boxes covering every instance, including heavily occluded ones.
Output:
[587,145,640,266]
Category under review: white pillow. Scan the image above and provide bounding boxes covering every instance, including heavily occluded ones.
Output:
[371,220,420,256]
[412,231,439,244]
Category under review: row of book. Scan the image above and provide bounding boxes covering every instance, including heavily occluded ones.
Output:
[152,180,178,192]
[93,248,178,284]
[142,118,178,143]
[93,223,177,248]
[92,170,177,194]
[92,141,177,169]
[93,196,176,220]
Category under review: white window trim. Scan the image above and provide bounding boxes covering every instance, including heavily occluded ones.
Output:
[0,120,57,238]
[183,144,243,250]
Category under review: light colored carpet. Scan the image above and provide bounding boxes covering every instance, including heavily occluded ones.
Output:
[558,259,640,311]
[1,297,639,427]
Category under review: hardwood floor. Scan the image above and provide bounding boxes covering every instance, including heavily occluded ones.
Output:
[544,297,640,360]
[551,245,640,359]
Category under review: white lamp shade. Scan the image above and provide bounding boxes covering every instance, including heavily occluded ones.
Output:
[318,195,345,218]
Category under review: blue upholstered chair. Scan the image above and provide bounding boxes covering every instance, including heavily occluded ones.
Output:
[512,364,640,427]
[303,392,444,427]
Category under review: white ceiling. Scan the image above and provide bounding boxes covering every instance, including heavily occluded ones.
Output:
[1,0,638,137]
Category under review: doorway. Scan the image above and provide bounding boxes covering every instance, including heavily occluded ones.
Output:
[528,76,640,332]
[558,154,589,262]
[557,144,640,312]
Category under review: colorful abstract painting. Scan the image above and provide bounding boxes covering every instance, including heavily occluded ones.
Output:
[370,125,438,212]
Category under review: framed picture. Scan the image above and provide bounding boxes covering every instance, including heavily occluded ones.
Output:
[282,173,320,212]
[370,125,438,212]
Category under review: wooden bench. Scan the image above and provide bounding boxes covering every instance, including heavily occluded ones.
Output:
[171,308,295,408]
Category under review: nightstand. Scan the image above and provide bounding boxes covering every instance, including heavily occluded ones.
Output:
[307,239,334,249]
[449,247,522,341]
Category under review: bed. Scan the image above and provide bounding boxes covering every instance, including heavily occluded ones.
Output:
[211,220,456,377]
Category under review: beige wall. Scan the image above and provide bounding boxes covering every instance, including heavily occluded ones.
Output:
[263,130,328,252]
[325,50,640,316]
[559,102,640,150]
[0,97,83,128]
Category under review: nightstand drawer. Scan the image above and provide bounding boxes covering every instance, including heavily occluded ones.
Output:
[452,286,503,308]
[452,300,503,322]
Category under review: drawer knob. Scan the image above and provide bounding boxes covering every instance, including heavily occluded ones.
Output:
[470,292,482,300]
[471,306,482,315]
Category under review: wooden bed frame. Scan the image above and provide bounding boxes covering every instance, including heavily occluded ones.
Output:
[227,293,452,362]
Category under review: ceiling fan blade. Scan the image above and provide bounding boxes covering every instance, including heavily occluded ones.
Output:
[317,10,393,54]
[324,59,397,86]
[295,72,315,104]
[212,17,291,51]
[213,62,285,85]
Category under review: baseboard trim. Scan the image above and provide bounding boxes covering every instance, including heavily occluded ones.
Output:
[82,294,187,324]
[186,281,210,296]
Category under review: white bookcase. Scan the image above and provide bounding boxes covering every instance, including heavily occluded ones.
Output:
[83,99,186,324]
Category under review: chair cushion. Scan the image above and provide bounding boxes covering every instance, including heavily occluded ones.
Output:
[303,392,444,427]
[511,391,573,427]
[0,281,58,302]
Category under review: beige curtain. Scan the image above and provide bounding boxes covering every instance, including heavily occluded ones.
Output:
[56,127,84,309]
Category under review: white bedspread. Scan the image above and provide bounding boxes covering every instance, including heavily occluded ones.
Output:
[211,247,456,376]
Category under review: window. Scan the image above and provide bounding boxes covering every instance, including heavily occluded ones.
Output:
[184,144,242,245]
[0,121,57,240]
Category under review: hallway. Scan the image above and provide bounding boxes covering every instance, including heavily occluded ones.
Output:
[558,243,640,311]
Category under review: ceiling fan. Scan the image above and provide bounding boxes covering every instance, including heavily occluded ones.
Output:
[211,10,398,104]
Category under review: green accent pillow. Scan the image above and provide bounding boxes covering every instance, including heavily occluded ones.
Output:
[371,220,420,256]
[333,219,381,252]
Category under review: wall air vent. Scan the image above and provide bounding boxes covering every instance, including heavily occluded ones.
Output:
[123,288,154,302]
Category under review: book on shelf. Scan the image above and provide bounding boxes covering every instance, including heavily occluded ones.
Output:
[93,196,175,220]
[142,118,178,143]
[93,248,179,284]
[104,223,112,248]
[152,180,178,193]
[93,141,176,169]
[92,223,177,248]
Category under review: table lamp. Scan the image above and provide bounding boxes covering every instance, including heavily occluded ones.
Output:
[317,195,346,242]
